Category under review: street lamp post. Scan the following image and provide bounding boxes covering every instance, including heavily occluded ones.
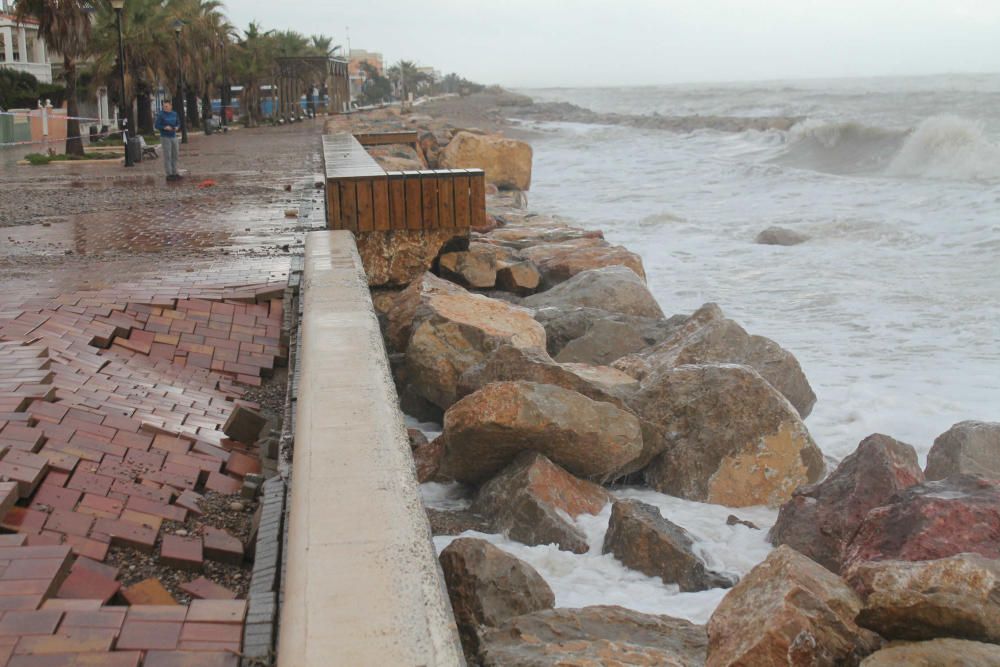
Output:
[110,0,133,167]
[220,37,228,128]
[173,19,188,144]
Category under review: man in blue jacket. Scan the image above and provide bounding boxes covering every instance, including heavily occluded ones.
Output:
[154,100,181,181]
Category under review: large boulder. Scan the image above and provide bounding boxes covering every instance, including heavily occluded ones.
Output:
[484,221,603,250]
[768,434,924,573]
[479,606,708,667]
[438,248,497,289]
[602,499,734,592]
[355,230,466,288]
[860,639,1000,666]
[615,303,817,418]
[706,546,882,667]
[494,261,541,296]
[631,364,824,507]
[439,537,555,657]
[523,266,663,319]
[404,290,547,410]
[534,307,684,361]
[385,272,467,353]
[846,554,1000,644]
[755,226,809,246]
[842,474,1000,571]
[439,131,533,190]
[519,237,646,288]
[438,381,643,484]
[925,420,1000,480]
[469,452,609,554]
[457,344,637,408]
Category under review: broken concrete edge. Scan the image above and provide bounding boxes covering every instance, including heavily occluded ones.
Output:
[277,230,465,666]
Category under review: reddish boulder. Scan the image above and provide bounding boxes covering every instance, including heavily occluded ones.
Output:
[842,474,1000,571]
[707,546,882,667]
[413,437,445,483]
[769,434,924,573]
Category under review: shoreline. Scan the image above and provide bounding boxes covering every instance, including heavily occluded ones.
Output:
[333,92,1000,665]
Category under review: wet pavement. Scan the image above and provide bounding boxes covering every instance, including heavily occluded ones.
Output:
[0,120,327,662]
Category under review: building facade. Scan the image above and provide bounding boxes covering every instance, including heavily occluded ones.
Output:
[348,48,383,99]
[0,13,53,84]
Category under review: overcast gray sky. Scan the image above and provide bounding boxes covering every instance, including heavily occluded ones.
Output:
[225,0,1000,87]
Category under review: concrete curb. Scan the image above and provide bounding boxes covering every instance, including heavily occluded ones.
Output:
[277,230,464,665]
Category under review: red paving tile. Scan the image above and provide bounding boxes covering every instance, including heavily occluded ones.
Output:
[121,579,177,606]
[89,518,156,553]
[159,536,203,572]
[185,599,246,624]
[177,577,236,601]
[55,567,120,604]
[0,610,63,636]
[202,472,241,495]
[116,620,183,651]
[202,527,243,566]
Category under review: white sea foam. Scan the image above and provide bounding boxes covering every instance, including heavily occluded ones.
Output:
[887,115,1000,180]
[431,487,775,624]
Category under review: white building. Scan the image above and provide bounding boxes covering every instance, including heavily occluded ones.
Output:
[0,11,53,84]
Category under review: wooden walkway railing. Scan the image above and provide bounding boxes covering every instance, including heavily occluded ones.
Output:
[323,133,485,232]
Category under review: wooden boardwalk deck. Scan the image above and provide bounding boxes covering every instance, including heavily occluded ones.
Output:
[322,133,484,232]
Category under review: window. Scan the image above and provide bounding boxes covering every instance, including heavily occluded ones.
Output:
[25,34,34,62]
[0,32,6,63]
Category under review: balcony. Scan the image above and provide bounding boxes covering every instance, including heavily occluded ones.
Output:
[0,60,52,84]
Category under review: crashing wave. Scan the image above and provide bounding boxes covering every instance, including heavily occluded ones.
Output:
[771,115,1000,180]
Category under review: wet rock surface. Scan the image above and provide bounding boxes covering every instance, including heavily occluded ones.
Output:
[603,499,734,592]
[439,131,533,190]
[859,638,1000,666]
[846,554,1000,644]
[925,420,1000,480]
[631,363,824,506]
[769,433,924,572]
[755,226,810,246]
[439,381,643,484]
[478,605,709,667]
[469,452,610,553]
[522,265,664,319]
[842,474,1000,570]
[440,537,555,658]
[615,302,817,418]
[707,546,882,667]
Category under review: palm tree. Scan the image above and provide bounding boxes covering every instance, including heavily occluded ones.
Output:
[14,0,93,156]
[232,21,273,127]
[388,60,429,101]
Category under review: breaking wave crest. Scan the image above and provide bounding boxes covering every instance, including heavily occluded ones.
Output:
[771,115,1000,181]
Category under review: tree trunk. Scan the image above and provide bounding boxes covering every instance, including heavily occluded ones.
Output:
[186,89,198,126]
[63,57,84,156]
[201,89,211,122]
[137,90,153,135]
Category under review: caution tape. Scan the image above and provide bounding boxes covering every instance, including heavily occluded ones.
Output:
[0,126,125,148]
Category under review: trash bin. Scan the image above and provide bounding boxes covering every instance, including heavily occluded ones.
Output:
[126,136,143,165]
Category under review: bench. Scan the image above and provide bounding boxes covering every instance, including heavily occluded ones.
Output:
[353,130,419,149]
[322,133,484,232]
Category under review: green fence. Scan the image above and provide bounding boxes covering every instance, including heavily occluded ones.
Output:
[0,111,32,146]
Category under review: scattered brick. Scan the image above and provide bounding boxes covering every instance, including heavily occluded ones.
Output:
[178,577,236,601]
[121,579,177,606]
[185,599,247,624]
[116,620,183,651]
[202,527,243,566]
[159,535,203,572]
[221,406,265,445]
[203,472,240,495]
[55,566,120,604]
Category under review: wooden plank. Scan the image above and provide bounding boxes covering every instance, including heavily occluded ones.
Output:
[387,173,407,231]
[354,131,419,147]
[327,179,342,230]
[421,172,439,229]
[356,179,375,232]
[469,169,486,229]
[404,171,423,230]
[436,171,455,228]
[339,181,358,232]
[452,171,471,229]
[372,177,390,231]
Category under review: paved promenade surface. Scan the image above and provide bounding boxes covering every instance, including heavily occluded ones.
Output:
[0,121,325,664]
